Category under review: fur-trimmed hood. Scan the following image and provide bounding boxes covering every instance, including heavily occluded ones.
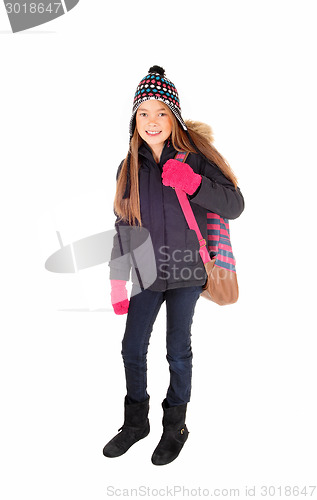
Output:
[184,119,214,144]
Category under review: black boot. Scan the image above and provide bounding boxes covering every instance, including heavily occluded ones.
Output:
[103,396,150,458]
[151,398,189,466]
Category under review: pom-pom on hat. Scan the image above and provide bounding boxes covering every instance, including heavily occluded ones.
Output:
[129,65,187,137]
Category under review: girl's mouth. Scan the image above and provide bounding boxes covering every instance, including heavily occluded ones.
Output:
[146,131,161,136]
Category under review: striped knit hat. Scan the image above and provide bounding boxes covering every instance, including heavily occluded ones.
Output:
[123,66,187,199]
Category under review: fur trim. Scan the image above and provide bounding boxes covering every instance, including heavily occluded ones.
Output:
[184,119,214,144]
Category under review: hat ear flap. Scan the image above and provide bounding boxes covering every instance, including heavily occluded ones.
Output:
[130,115,137,137]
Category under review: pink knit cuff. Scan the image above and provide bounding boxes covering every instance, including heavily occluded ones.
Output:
[111,279,127,288]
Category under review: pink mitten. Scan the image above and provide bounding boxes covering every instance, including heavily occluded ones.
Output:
[110,280,130,315]
[162,159,202,195]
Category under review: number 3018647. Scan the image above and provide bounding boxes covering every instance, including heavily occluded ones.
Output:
[5,3,62,14]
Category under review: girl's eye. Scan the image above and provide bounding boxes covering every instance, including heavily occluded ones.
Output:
[138,112,166,117]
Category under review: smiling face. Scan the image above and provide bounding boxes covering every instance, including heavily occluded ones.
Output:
[135,100,173,160]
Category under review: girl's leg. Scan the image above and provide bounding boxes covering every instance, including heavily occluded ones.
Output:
[165,285,202,407]
[103,287,163,458]
[121,286,165,403]
[151,285,202,466]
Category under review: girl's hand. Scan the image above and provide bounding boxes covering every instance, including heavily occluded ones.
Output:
[110,280,130,315]
[162,159,202,195]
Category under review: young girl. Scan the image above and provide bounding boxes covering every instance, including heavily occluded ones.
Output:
[103,65,244,465]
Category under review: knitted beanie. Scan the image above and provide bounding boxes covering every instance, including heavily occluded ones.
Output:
[122,66,204,200]
[123,66,188,199]
[129,65,187,137]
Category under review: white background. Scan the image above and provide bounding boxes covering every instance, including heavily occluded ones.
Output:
[1,1,316,498]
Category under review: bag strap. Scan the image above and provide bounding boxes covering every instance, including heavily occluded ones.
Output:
[173,152,211,264]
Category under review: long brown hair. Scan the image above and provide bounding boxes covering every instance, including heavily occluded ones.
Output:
[113,112,239,227]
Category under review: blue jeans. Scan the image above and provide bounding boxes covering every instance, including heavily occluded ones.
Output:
[121,285,203,407]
